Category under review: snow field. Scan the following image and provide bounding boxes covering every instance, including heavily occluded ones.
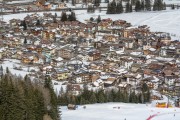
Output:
[61,103,180,120]
[0,59,39,77]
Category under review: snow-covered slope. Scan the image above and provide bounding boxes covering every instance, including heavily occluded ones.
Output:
[61,102,180,120]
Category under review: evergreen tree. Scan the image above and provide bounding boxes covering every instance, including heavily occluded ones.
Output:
[141,83,150,103]
[106,89,115,102]
[97,90,106,103]
[87,4,95,13]
[114,90,123,102]
[55,13,57,18]
[111,0,117,14]
[129,91,138,103]
[135,0,141,12]
[129,3,133,12]
[0,74,59,120]
[22,20,27,30]
[72,0,75,6]
[119,2,124,13]
[171,4,175,9]
[68,12,76,21]
[36,19,41,26]
[90,17,94,21]
[61,12,67,21]
[123,91,129,103]
[131,0,137,5]
[107,3,111,14]
[126,2,130,12]
[94,0,100,7]
[153,0,164,11]
[80,97,87,105]
[97,15,101,23]
[6,67,9,74]
[89,92,97,103]
[106,0,117,14]
[145,0,151,11]
[141,0,145,11]
[116,2,124,13]
[24,37,27,44]
[163,2,166,10]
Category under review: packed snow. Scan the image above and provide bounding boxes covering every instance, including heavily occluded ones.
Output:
[61,102,180,120]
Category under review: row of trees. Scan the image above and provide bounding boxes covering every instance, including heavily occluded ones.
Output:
[58,83,150,105]
[72,0,101,6]
[107,0,124,14]
[61,11,76,22]
[0,68,60,120]
[107,0,167,14]
[153,0,166,11]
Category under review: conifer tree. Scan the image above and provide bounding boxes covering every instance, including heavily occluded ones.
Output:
[116,2,124,13]
[80,97,86,105]
[171,4,175,9]
[89,92,97,103]
[0,74,59,120]
[68,12,76,21]
[129,3,133,12]
[145,0,151,11]
[23,20,27,30]
[97,15,101,23]
[126,2,130,12]
[87,4,95,13]
[61,12,67,21]
[163,2,166,10]
[153,0,164,11]
[6,67,9,74]
[97,90,106,103]
[24,37,27,44]
[111,0,117,14]
[114,90,122,102]
[72,0,75,6]
[107,3,111,14]
[131,0,137,5]
[36,19,41,26]
[141,0,145,11]
[135,0,141,11]
[119,2,124,13]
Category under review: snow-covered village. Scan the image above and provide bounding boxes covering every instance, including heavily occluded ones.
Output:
[1,0,180,120]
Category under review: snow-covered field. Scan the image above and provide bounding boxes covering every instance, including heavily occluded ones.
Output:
[0,59,39,77]
[61,103,180,120]
[3,9,180,40]
[75,9,180,40]
[7,0,34,4]
[162,0,180,4]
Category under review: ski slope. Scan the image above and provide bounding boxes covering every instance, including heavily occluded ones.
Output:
[61,102,180,120]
